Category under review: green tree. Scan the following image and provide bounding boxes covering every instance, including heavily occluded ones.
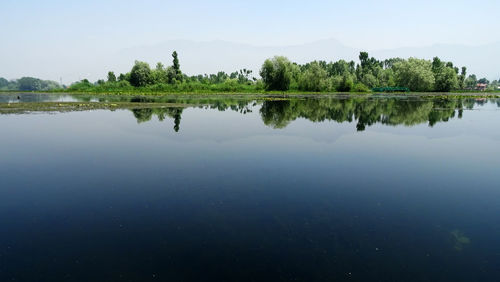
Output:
[17,77,42,91]
[328,60,353,76]
[69,79,93,91]
[298,61,328,91]
[487,80,498,91]
[477,78,489,84]
[361,73,378,88]
[434,66,458,92]
[336,74,354,92]
[166,67,177,84]
[380,68,396,87]
[393,58,435,91]
[383,58,404,69]
[260,56,293,91]
[432,57,444,74]
[358,51,382,82]
[458,67,467,89]
[237,69,253,84]
[0,77,9,89]
[431,57,458,91]
[129,61,152,87]
[172,51,182,82]
[464,74,477,89]
[151,62,168,84]
[107,71,116,82]
[359,52,369,67]
[118,73,128,81]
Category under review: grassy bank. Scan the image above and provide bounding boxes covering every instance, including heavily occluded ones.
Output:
[1,92,499,116]
[0,101,188,114]
[2,89,500,98]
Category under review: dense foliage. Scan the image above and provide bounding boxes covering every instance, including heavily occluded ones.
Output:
[260,56,294,91]
[0,77,61,91]
[4,51,496,94]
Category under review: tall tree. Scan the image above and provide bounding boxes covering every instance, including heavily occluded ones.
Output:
[432,57,444,74]
[458,67,467,89]
[464,74,477,88]
[172,51,182,82]
[359,52,369,69]
[0,77,8,88]
[152,62,167,84]
[107,71,116,82]
[260,56,293,91]
[434,67,458,92]
[298,61,328,92]
[129,61,152,87]
[337,74,354,92]
[477,78,490,84]
[431,57,458,91]
[17,77,42,91]
[393,58,435,91]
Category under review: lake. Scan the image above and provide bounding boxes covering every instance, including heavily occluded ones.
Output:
[1,93,499,281]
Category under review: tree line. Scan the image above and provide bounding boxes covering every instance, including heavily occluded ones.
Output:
[259,54,498,92]
[0,77,61,91]
[2,51,498,93]
[68,51,498,93]
[69,51,257,93]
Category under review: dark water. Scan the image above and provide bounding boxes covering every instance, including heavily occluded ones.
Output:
[1,94,500,281]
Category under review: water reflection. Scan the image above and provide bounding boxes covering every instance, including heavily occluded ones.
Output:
[126,97,499,132]
[0,92,84,103]
[1,94,500,281]
[1,93,498,132]
[132,107,183,132]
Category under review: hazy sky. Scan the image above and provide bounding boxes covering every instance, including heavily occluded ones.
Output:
[1,0,499,82]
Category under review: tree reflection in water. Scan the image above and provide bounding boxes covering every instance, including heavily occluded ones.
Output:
[130,97,498,132]
[132,107,184,132]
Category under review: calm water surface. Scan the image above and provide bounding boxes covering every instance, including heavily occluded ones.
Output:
[1,94,499,281]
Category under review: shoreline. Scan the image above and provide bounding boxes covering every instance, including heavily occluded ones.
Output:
[1,90,499,98]
[1,92,499,115]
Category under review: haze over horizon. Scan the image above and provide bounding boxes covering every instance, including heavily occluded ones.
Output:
[1,0,499,83]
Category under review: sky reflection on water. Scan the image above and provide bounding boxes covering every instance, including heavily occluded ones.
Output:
[0,96,499,281]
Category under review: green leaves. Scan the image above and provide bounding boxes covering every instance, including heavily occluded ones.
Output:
[129,61,152,87]
[298,62,328,92]
[260,56,293,91]
[393,58,435,92]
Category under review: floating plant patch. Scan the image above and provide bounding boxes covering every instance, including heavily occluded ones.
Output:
[450,229,471,251]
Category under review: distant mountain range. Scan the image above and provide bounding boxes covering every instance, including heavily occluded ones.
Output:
[3,39,499,83]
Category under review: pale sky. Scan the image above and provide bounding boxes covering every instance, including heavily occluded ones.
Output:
[1,0,499,82]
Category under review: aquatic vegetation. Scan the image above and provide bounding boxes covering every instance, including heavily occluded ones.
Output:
[0,101,186,114]
[450,229,471,251]
[3,95,499,133]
